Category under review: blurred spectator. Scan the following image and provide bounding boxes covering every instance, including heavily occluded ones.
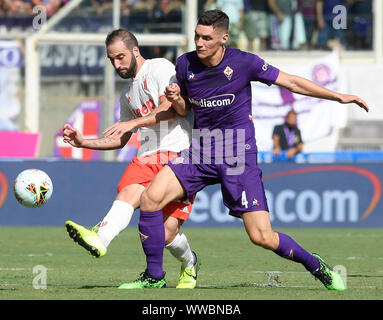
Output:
[243,0,269,52]
[117,0,142,23]
[3,0,33,14]
[80,0,92,8]
[120,0,153,31]
[131,0,154,12]
[120,0,133,17]
[90,0,113,16]
[205,0,244,48]
[0,0,8,14]
[166,0,184,16]
[131,0,154,20]
[2,0,64,17]
[268,0,306,50]
[272,110,303,159]
[149,0,185,23]
[316,0,347,50]
[32,0,62,17]
[347,0,372,50]
[300,0,317,49]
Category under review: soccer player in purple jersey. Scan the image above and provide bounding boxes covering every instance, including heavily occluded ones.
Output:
[114,9,369,290]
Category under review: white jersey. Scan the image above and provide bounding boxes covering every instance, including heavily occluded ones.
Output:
[119,58,193,157]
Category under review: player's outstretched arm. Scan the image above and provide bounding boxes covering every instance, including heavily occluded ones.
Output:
[62,123,131,150]
[103,96,176,139]
[274,70,369,112]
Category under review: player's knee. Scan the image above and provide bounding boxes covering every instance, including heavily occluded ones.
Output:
[164,227,178,245]
[140,189,160,212]
[117,186,130,201]
[249,231,277,250]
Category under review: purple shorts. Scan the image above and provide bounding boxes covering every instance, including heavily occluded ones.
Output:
[167,151,269,218]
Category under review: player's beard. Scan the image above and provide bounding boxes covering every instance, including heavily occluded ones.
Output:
[118,56,137,79]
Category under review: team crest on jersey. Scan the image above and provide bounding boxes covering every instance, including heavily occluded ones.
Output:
[172,157,185,164]
[188,72,195,81]
[143,76,148,90]
[224,66,233,80]
[252,198,260,207]
[139,231,149,243]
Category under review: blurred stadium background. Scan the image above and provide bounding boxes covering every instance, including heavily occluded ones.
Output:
[0,0,382,299]
[0,0,383,227]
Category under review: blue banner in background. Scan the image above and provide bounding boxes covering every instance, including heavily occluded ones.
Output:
[0,41,22,68]
[0,160,382,227]
[40,44,105,78]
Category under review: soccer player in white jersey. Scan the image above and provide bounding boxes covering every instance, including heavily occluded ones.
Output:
[63,29,200,289]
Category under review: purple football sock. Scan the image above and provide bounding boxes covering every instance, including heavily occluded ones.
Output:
[138,210,165,279]
[273,232,319,273]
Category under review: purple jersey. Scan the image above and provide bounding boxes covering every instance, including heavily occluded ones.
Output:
[176,48,279,154]
[168,48,279,216]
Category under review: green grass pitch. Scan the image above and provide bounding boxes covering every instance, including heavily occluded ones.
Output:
[0,227,382,300]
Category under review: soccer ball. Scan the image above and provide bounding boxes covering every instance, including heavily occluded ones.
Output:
[14,169,53,208]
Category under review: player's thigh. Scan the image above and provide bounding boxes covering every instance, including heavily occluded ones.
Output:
[242,211,278,250]
[115,183,145,208]
[118,156,159,191]
[141,165,186,211]
[221,153,269,216]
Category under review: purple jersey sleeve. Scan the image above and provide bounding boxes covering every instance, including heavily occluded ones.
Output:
[250,54,280,86]
[175,57,187,97]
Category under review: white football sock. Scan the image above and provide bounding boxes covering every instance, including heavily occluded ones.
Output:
[165,232,195,268]
[97,200,134,248]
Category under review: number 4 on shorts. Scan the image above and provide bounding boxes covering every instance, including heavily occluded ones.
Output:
[241,191,248,208]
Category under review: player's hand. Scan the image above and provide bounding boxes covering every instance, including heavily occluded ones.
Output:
[286,148,296,159]
[62,123,84,147]
[103,121,135,139]
[273,146,281,156]
[339,94,369,112]
[317,17,325,30]
[165,83,181,103]
[277,13,284,23]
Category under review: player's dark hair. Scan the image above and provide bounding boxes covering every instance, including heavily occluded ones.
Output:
[197,9,229,32]
[105,29,139,51]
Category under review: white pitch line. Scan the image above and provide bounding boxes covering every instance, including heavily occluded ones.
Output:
[310,233,382,238]
[251,284,320,289]
[252,270,383,276]
[198,284,378,289]
[0,267,54,271]
[26,253,54,257]
[0,253,54,257]
[252,271,307,274]
[0,284,20,287]
[197,284,322,289]
[322,256,383,261]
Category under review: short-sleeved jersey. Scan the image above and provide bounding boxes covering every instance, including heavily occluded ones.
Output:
[272,124,303,150]
[120,58,193,157]
[175,48,279,154]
